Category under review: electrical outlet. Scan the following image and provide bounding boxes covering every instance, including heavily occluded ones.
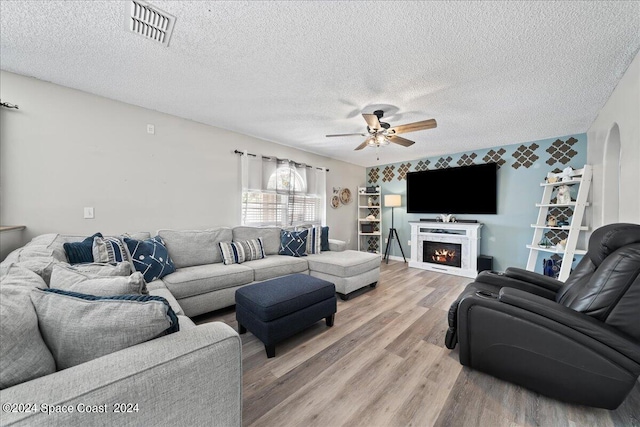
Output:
[83,207,94,219]
[147,124,155,134]
[385,238,388,244]
[408,240,411,246]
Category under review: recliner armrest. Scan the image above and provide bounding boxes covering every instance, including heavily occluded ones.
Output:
[504,267,564,292]
[498,287,640,364]
[474,270,557,299]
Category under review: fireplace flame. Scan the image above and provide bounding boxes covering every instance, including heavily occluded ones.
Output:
[432,249,456,263]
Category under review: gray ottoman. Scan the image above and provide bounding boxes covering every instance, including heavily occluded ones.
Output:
[306,250,381,300]
[235,274,337,358]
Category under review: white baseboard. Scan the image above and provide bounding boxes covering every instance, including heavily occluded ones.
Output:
[384,255,407,262]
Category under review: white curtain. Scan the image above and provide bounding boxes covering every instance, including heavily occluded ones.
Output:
[240,152,326,227]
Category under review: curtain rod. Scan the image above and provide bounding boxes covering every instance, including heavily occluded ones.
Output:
[234,150,329,172]
[0,101,19,109]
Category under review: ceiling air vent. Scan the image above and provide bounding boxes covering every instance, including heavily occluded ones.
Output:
[126,0,176,46]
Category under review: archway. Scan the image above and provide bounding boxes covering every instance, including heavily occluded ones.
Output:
[602,124,621,224]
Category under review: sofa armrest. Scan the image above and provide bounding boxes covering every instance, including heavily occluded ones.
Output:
[498,287,640,364]
[328,239,346,252]
[0,322,242,426]
[504,267,564,292]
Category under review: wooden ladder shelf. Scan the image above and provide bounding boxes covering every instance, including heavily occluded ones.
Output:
[525,165,592,281]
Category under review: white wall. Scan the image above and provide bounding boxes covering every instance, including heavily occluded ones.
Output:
[0,71,364,259]
[587,50,640,226]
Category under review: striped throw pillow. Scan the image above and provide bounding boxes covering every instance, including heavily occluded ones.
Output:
[298,226,322,254]
[236,238,265,262]
[219,238,265,265]
[92,236,129,264]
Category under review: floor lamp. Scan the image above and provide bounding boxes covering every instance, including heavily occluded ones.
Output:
[383,194,407,264]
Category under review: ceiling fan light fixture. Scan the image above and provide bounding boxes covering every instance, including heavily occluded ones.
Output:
[376,134,389,146]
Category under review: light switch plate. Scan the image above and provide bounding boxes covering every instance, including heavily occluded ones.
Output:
[83,207,94,219]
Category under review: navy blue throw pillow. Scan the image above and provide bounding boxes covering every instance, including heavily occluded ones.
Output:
[321,226,330,251]
[124,236,176,283]
[279,229,308,257]
[63,232,103,264]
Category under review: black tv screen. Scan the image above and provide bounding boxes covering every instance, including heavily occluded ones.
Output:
[406,163,498,214]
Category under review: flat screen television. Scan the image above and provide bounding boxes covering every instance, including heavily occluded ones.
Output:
[406,163,498,214]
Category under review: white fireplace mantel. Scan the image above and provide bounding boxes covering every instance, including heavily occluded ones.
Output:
[409,221,483,278]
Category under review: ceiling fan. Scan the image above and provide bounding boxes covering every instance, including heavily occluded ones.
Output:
[326,110,437,151]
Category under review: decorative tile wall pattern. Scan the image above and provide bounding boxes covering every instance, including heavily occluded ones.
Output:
[382,165,395,182]
[367,236,380,253]
[483,148,507,168]
[414,160,430,171]
[457,153,477,167]
[434,156,453,169]
[397,163,411,181]
[368,167,379,184]
[511,143,540,169]
[546,137,578,166]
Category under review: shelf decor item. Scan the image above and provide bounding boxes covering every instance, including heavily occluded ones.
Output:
[547,215,557,227]
[538,236,552,249]
[556,185,572,204]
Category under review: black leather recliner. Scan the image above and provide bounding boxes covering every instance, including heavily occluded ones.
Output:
[445,223,640,409]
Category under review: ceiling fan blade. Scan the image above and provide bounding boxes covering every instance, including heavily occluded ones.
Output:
[326,133,367,137]
[362,113,381,130]
[388,135,415,147]
[389,119,437,135]
[354,139,370,150]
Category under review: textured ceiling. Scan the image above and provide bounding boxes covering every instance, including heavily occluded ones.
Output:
[1,1,639,167]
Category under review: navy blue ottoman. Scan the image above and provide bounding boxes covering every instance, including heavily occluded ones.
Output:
[235,274,337,358]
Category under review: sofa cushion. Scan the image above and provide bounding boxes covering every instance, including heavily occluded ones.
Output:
[232,226,281,255]
[0,264,48,289]
[124,236,176,283]
[63,233,103,264]
[279,229,308,257]
[306,250,381,277]
[147,280,185,316]
[162,263,254,300]
[243,255,308,282]
[30,288,179,370]
[92,236,130,264]
[158,228,232,268]
[0,285,56,389]
[49,265,148,296]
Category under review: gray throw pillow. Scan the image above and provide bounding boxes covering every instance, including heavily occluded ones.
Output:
[15,258,59,285]
[0,285,56,389]
[49,265,147,296]
[65,262,131,276]
[0,264,48,289]
[30,289,179,370]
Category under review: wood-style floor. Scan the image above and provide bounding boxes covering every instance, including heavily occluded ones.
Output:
[194,260,640,427]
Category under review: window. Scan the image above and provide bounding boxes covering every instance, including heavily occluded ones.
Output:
[242,165,323,227]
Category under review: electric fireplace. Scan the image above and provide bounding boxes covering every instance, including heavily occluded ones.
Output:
[409,222,483,278]
[423,241,462,268]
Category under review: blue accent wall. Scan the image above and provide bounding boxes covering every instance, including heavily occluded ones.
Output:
[366,134,587,272]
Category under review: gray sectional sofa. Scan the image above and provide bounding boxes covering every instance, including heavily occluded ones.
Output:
[0,226,380,426]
